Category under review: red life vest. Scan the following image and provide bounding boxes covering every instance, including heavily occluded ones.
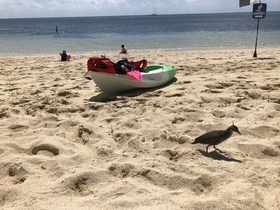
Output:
[87,56,116,74]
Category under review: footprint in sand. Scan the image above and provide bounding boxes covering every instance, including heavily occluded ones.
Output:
[63,171,112,195]
[139,167,213,194]
[5,142,59,157]
[31,144,59,157]
[238,143,279,158]
[0,162,28,185]
[109,163,136,178]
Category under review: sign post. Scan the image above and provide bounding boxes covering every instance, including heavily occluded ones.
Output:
[252,3,267,57]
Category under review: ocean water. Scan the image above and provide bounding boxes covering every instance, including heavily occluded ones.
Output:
[0,12,279,56]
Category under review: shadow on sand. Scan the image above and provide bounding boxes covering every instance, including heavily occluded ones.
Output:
[197,149,242,163]
[248,57,276,61]
[88,93,117,103]
[257,57,276,60]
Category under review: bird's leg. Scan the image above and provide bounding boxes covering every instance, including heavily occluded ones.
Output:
[206,145,209,153]
[214,145,224,153]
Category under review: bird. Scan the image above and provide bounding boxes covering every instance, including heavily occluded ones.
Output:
[191,124,241,153]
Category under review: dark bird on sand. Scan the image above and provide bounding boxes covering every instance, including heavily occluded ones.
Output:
[192,124,241,153]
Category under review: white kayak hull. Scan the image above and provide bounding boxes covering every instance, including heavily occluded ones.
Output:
[86,65,176,94]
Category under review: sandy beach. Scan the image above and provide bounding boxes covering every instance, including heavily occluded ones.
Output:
[0,48,280,209]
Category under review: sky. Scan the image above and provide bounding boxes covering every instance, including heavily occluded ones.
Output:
[0,0,279,19]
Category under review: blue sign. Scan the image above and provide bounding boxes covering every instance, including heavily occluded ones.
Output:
[252,3,267,19]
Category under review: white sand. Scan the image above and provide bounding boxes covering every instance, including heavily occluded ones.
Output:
[0,48,280,209]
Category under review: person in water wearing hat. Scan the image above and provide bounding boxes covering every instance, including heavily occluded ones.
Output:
[119,45,127,54]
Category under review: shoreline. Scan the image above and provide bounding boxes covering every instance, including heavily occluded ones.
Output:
[1,46,279,58]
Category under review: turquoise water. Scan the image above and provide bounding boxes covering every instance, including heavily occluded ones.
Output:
[0,12,279,56]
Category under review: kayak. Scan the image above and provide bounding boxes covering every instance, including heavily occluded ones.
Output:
[85,64,176,94]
